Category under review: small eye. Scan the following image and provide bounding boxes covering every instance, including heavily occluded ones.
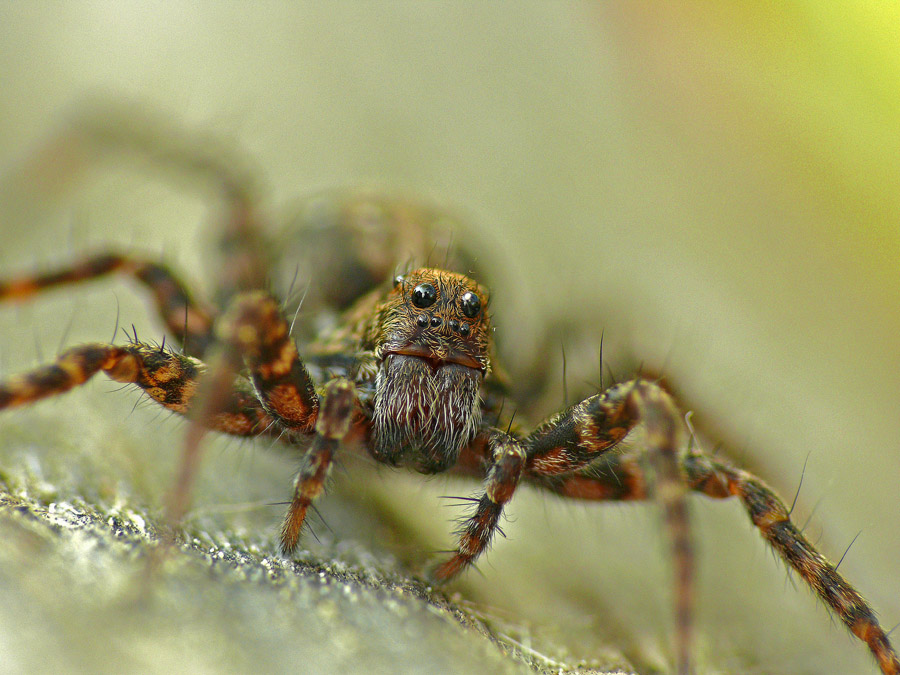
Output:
[460,291,481,318]
[411,283,437,308]
[393,275,404,289]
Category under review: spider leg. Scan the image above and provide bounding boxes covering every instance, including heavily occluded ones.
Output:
[522,378,693,675]
[0,341,277,436]
[71,105,270,302]
[171,289,332,550]
[5,106,275,350]
[280,378,357,555]
[0,294,320,522]
[432,430,526,581]
[0,253,216,357]
[683,453,900,675]
[530,452,649,501]
[14,291,326,532]
[22,105,272,309]
[21,109,279,531]
[217,291,319,433]
[533,447,900,675]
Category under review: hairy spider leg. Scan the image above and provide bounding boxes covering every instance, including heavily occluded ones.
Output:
[525,378,693,674]
[432,429,526,581]
[531,427,900,675]
[0,342,274,437]
[280,378,357,554]
[164,289,323,529]
[217,291,319,433]
[435,378,694,674]
[684,453,900,675]
[81,107,270,303]
[19,111,281,532]
[0,291,324,532]
[0,253,217,357]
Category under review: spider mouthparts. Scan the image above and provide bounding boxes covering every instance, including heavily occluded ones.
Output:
[384,345,483,372]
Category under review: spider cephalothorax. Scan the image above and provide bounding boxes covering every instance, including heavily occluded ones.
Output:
[362,268,491,472]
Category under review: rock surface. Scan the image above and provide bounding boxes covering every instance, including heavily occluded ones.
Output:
[0,399,633,675]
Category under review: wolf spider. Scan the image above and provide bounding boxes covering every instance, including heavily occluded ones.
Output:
[0,113,897,675]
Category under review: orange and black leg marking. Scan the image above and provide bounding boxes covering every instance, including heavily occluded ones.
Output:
[530,420,899,675]
[0,341,277,438]
[0,253,216,356]
[218,291,319,433]
[213,291,360,557]
[533,453,648,502]
[522,379,694,675]
[433,430,526,581]
[161,290,323,530]
[280,379,356,555]
[684,453,900,675]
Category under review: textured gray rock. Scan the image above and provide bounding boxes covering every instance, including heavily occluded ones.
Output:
[0,398,634,675]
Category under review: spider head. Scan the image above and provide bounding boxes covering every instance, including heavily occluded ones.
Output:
[369,268,491,373]
[363,268,492,472]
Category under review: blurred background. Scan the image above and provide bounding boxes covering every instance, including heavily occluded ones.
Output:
[1,3,898,674]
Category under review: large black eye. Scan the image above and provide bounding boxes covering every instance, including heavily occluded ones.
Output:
[460,291,481,318]
[411,283,437,308]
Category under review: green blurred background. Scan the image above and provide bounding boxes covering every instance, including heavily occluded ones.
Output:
[1,3,898,674]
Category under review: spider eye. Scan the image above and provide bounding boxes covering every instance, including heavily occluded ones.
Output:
[393,275,404,289]
[460,291,481,318]
[411,283,437,308]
